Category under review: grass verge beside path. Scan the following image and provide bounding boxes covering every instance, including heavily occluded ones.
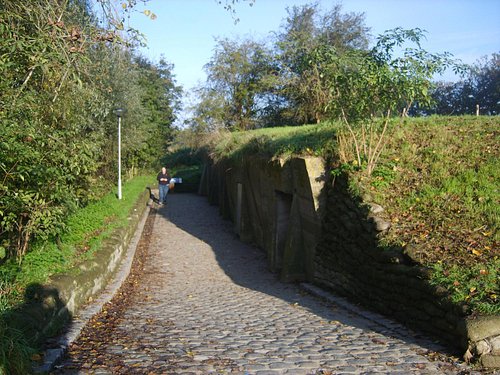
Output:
[0,174,154,374]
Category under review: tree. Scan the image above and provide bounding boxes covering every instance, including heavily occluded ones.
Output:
[186,87,228,133]
[190,3,370,129]
[0,0,181,263]
[322,28,462,175]
[133,56,183,170]
[204,38,275,130]
[0,0,111,260]
[275,3,370,124]
[470,53,500,115]
[430,53,499,115]
[426,80,473,115]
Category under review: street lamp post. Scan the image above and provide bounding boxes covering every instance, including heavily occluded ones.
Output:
[113,108,124,200]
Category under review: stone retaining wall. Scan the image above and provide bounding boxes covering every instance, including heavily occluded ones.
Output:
[199,155,326,281]
[314,173,500,368]
[314,173,467,344]
[201,157,500,369]
[9,189,150,346]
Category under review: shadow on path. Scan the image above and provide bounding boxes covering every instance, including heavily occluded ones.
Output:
[158,193,457,358]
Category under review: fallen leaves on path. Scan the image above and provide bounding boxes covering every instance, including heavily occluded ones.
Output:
[52,210,180,373]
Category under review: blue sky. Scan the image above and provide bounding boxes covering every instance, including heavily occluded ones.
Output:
[123,0,500,92]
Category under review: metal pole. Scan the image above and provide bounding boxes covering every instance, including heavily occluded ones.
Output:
[117,115,122,200]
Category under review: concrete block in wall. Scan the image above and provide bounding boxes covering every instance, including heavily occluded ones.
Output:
[280,194,306,282]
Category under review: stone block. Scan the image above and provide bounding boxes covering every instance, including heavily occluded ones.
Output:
[368,202,384,214]
[480,354,500,369]
[369,215,391,232]
[465,333,500,369]
[465,315,500,342]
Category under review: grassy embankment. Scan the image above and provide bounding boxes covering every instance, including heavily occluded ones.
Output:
[201,116,499,315]
[164,124,339,192]
[0,175,154,374]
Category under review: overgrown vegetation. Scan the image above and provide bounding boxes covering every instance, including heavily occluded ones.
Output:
[196,116,499,315]
[0,175,153,374]
[0,0,181,265]
[0,1,179,371]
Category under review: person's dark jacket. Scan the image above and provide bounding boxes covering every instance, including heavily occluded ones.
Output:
[157,172,170,185]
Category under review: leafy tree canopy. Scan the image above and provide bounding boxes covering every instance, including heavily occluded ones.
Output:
[0,0,181,263]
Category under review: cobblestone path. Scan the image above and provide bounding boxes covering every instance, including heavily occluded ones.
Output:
[54,194,475,374]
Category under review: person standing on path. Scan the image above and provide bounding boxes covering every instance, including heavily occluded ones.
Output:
[157,166,170,205]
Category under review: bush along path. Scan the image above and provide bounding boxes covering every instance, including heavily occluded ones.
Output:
[49,193,488,374]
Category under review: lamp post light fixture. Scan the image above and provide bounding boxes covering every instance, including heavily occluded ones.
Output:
[113,108,124,200]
